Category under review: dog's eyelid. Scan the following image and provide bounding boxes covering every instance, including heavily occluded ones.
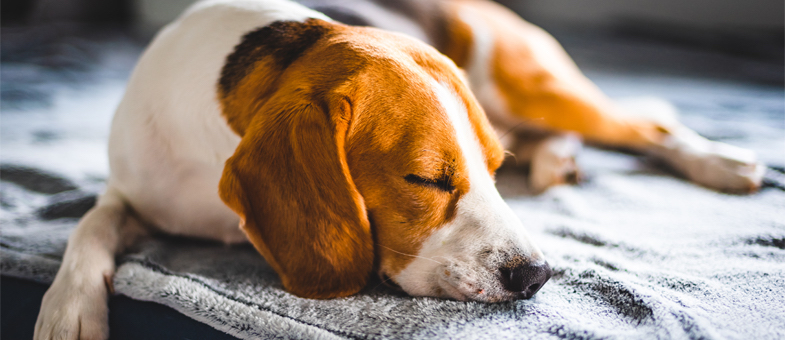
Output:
[404,174,455,192]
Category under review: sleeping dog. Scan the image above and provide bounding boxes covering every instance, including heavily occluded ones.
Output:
[35,0,764,338]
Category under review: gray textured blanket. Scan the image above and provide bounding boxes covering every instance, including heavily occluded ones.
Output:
[2,34,785,339]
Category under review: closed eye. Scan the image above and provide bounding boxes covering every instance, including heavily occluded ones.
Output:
[404,174,455,192]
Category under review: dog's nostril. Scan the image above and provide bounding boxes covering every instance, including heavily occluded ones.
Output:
[499,261,552,299]
[499,267,512,282]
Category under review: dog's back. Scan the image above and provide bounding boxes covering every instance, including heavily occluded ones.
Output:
[297,0,447,50]
[107,0,329,241]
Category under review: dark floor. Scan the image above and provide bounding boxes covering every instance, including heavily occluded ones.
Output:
[1,276,240,340]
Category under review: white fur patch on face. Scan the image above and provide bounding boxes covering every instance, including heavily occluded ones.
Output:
[393,81,544,302]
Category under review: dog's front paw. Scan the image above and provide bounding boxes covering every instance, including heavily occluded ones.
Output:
[654,128,765,193]
[529,134,583,193]
[34,274,110,340]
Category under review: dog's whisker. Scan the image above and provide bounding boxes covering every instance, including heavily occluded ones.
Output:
[499,122,526,140]
[377,244,444,265]
[370,274,399,291]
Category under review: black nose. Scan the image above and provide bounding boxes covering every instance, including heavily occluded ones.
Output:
[499,261,552,299]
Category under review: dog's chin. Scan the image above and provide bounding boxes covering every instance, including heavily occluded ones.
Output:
[391,267,522,303]
[434,278,523,303]
[436,276,472,301]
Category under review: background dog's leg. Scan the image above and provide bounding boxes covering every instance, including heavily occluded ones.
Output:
[615,98,766,193]
[34,186,146,340]
[443,0,765,192]
[502,131,583,193]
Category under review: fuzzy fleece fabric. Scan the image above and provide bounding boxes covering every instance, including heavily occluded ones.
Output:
[2,29,784,340]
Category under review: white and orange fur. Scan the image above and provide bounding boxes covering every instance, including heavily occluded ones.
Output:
[35,0,764,339]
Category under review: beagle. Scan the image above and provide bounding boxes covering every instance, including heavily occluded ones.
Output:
[35,0,764,338]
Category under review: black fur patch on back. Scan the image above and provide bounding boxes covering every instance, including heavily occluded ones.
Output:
[219,19,329,95]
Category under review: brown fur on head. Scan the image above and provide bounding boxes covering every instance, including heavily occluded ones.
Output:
[218,19,504,298]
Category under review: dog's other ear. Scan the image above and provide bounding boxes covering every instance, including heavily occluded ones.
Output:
[219,98,373,299]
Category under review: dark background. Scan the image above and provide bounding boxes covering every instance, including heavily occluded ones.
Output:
[2,0,783,89]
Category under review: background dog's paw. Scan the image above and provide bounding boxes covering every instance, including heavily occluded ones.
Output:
[529,134,583,194]
[685,142,765,193]
[34,277,109,340]
[654,128,765,193]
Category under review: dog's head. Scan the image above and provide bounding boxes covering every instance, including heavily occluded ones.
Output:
[218,19,550,301]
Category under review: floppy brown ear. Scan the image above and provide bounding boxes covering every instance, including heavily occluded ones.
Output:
[219,99,373,299]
